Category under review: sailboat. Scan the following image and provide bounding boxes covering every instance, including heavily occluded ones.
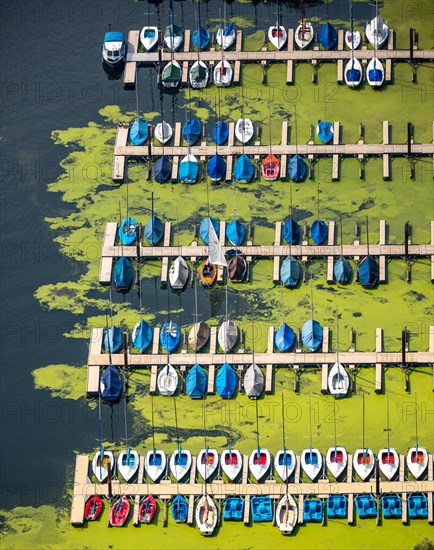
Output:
[235,118,254,144]
[138,496,157,524]
[365,0,389,49]
[301,396,323,481]
[274,395,296,482]
[169,397,192,481]
[328,317,350,397]
[311,184,328,245]
[234,107,254,183]
[190,11,209,89]
[326,401,348,479]
[196,494,218,536]
[109,496,130,526]
[406,395,428,479]
[145,395,167,482]
[84,496,103,521]
[249,401,271,481]
[182,118,202,146]
[345,0,361,49]
[283,181,300,245]
[192,1,210,50]
[218,286,238,353]
[158,319,180,396]
[172,494,188,523]
[102,29,126,66]
[378,395,399,480]
[92,393,115,482]
[140,24,158,52]
[288,106,307,182]
[294,0,314,50]
[199,216,227,286]
[275,493,297,535]
[164,0,183,51]
[186,279,208,399]
[226,219,245,246]
[268,0,287,50]
[317,81,334,145]
[353,393,375,481]
[144,194,164,245]
[243,325,264,399]
[216,362,237,398]
[262,103,279,181]
[161,57,182,89]
[154,121,173,144]
[214,9,233,87]
[132,319,152,353]
[197,403,219,481]
[129,119,148,146]
[275,287,296,352]
[208,100,227,181]
[319,23,338,50]
[187,272,210,357]
[221,398,243,481]
[358,217,379,288]
[334,217,352,284]
[186,363,207,398]
[103,299,122,354]
[100,365,123,403]
[169,217,189,291]
[216,2,236,50]
[113,256,134,292]
[118,382,139,482]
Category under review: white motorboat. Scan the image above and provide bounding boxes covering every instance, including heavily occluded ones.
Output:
[102,31,126,66]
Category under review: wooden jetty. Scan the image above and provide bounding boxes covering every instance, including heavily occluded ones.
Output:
[85,326,434,397]
[70,453,434,526]
[112,120,434,183]
[122,28,434,88]
[98,219,434,286]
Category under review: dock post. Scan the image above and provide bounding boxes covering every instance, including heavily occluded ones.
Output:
[375,328,383,394]
[265,326,274,394]
[273,222,282,283]
[379,219,387,283]
[321,327,330,393]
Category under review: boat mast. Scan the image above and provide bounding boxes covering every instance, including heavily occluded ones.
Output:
[151,394,157,462]
[340,213,344,259]
[333,398,338,455]
[202,400,209,491]
[414,393,419,454]
[385,393,392,457]
[98,392,104,481]
[349,0,355,67]
[361,391,367,458]
[281,394,288,483]
[308,394,313,461]
[255,399,261,460]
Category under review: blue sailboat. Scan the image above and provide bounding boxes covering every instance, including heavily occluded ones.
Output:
[129,119,148,145]
[103,326,123,354]
[234,154,254,183]
[182,119,202,145]
[113,257,134,292]
[179,154,199,184]
[311,220,328,245]
[302,319,323,352]
[199,216,219,244]
[319,22,338,49]
[280,256,301,288]
[274,322,296,352]
[213,120,229,145]
[100,364,123,403]
[207,153,226,182]
[226,219,245,246]
[317,121,334,144]
[144,216,164,245]
[334,256,352,284]
[171,495,188,522]
[288,154,307,182]
[358,256,379,288]
[160,321,180,353]
[216,362,237,398]
[153,155,172,183]
[185,363,207,399]
[132,319,152,352]
[283,218,300,245]
[192,26,210,50]
[118,216,137,246]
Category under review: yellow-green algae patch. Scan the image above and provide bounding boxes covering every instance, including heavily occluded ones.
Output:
[32,365,87,402]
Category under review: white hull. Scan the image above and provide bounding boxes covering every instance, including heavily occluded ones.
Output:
[155,121,173,144]
[365,16,389,49]
[197,449,219,481]
[248,448,271,481]
[345,30,361,50]
[268,25,287,50]
[274,450,296,482]
[326,446,348,479]
[221,449,243,481]
[235,118,254,144]
[102,42,126,66]
[164,34,183,52]
[353,448,375,481]
[214,60,233,87]
[276,494,297,534]
[294,22,314,49]
[216,28,236,50]
[195,495,218,536]
[328,362,350,397]
[117,449,139,481]
[406,447,428,479]
[140,26,158,51]
[301,448,322,481]
[169,256,189,290]
[366,57,384,87]
[218,320,238,353]
[92,450,114,482]
[344,58,363,88]
[378,448,399,480]
[189,60,209,89]
[157,364,178,396]
[170,449,192,481]
[145,449,166,482]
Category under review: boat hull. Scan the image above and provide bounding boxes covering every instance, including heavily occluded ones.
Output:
[378,448,399,480]
[157,364,179,396]
[366,57,384,88]
[145,450,167,482]
[139,495,157,524]
[249,448,271,481]
[344,58,363,88]
[353,448,375,481]
[92,451,114,483]
[406,447,428,479]
[118,449,139,482]
[345,30,361,49]
[294,22,314,49]
[84,496,103,521]
[301,448,322,481]
[214,60,233,87]
[196,495,218,535]
[140,26,158,51]
[216,27,236,50]
[109,495,130,526]
[268,25,287,50]
[274,450,296,482]
[170,449,192,481]
[276,494,297,534]
[155,121,173,144]
[326,446,348,479]
[221,449,243,481]
[235,118,254,144]
[328,362,350,397]
[197,449,219,481]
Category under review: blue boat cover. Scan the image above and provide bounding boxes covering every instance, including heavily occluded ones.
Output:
[283,217,300,245]
[192,26,210,50]
[347,60,362,83]
[302,319,323,352]
[130,119,148,145]
[334,256,352,284]
[368,66,383,83]
[317,121,334,144]
[179,157,198,183]
[144,216,164,245]
[153,155,172,183]
[223,22,235,36]
[224,497,244,521]
[113,257,133,291]
[212,120,229,145]
[172,495,188,522]
[327,495,347,519]
[318,22,338,49]
[274,322,296,352]
[382,494,402,519]
[358,256,379,288]
[160,322,180,353]
[207,154,226,180]
[103,326,123,354]
[216,362,237,398]
[311,220,328,245]
[280,256,301,287]
[100,365,123,403]
[118,216,137,246]
[133,320,152,352]
[303,499,323,522]
[182,119,202,145]
[185,363,207,398]
[288,154,307,182]
[251,496,273,522]
[104,32,125,43]
[199,216,219,244]
[234,154,254,182]
[226,219,245,246]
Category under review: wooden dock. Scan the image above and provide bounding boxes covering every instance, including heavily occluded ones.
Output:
[86,326,434,396]
[111,120,434,183]
[121,27,434,88]
[98,219,434,286]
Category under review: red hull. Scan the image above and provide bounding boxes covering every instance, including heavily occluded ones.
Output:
[139,495,157,524]
[84,496,103,521]
[109,495,130,526]
[261,154,280,180]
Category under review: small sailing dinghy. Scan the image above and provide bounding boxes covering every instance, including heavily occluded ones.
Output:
[317,121,334,144]
[157,364,178,396]
[262,154,280,181]
[243,363,264,399]
[129,120,148,146]
[295,1,313,50]
[301,319,323,352]
[216,363,237,398]
[353,393,375,480]
[172,495,188,522]
[188,322,210,352]
[160,321,180,352]
[226,219,245,246]
[249,447,271,481]
[366,57,384,88]
[228,253,247,283]
[140,26,158,51]
[302,396,323,481]
[378,396,399,480]
[345,57,363,88]
[276,494,297,534]
[275,395,296,482]
[197,448,219,481]
[186,363,207,398]
[345,1,360,49]
[214,59,233,87]
[153,157,171,184]
[199,261,216,286]
[326,445,348,480]
[119,216,137,246]
[328,362,350,398]
[235,118,254,144]
[103,326,122,354]
[280,256,301,288]
[216,21,236,50]
[319,22,338,50]
[288,155,307,182]
[366,14,388,49]
[132,320,152,353]
[221,448,242,481]
[113,257,134,293]
[234,154,254,183]
[218,320,238,352]
[102,31,126,66]
[169,256,189,291]
[196,494,218,536]
[164,25,183,51]
[138,495,157,524]
[179,154,199,183]
[200,216,226,286]
[144,215,164,245]
[118,447,139,482]
[84,496,103,521]
[406,395,428,479]
[109,495,130,526]
[145,448,167,482]
[92,449,114,482]
[182,119,202,146]
[162,60,182,88]
[275,322,296,352]
[170,446,192,481]
[154,121,173,144]
[189,60,209,89]
[207,153,226,181]
[100,365,123,403]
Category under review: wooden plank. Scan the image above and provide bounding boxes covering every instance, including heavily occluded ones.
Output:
[402,493,408,524]
[287,29,294,52]
[234,61,241,84]
[123,30,140,87]
[337,60,344,84]
[184,29,191,52]
[399,454,405,481]
[294,455,301,484]
[225,155,233,181]
[280,121,288,178]
[321,327,330,393]
[236,30,243,51]
[286,60,294,84]
[385,59,392,83]
[208,327,217,394]
[327,221,335,283]
[388,29,394,50]
[228,122,235,148]
[379,219,387,283]
[375,327,383,394]
[298,495,304,523]
[347,494,354,524]
[187,495,195,525]
[383,121,389,144]
[428,491,433,523]
[383,153,390,180]
[133,494,141,525]
[347,453,353,482]
[242,454,249,485]
[112,155,126,182]
[174,122,182,145]
[189,455,197,484]
[181,62,189,85]
[273,222,282,283]
[265,326,274,394]
[149,365,158,395]
[160,222,172,286]
[171,156,179,181]
[332,122,340,181]
[243,495,250,524]
[86,366,100,396]
[217,221,226,284]
[431,221,434,282]
[337,29,344,51]
[70,455,89,525]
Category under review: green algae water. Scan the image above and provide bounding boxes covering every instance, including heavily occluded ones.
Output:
[1,1,433,549]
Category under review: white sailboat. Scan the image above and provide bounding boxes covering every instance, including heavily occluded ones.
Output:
[268,0,287,50]
[378,396,399,480]
[353,393,375,481]
[248,401,271,481]
[140,26,158,51]
[235,118,254,144]
[170,398,192,481]
[406,394,428,479]
[294,0,314,50]
[344,1,363,88]
[274,396,296,482]
[365,0,389,49]
[157,363,178,396]
[216,2,235,50]
[145,396,167,482]
[221,397,242,481]
[344,0,360,49]
[326,401,348,479]
[218,321,238,353]
[92,449,114,482]
[169,256,189,290]
[301,396,323,481]
[275,493,297,535]
[195,494,218,536]
[118,448,139,482]
[155,121,173,144]
[328,319,350,397]
[189,12,209,89]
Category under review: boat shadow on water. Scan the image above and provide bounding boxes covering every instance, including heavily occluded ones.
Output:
[102,61,125,80]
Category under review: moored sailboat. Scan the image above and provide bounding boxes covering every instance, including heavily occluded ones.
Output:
[353,393,375,481]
